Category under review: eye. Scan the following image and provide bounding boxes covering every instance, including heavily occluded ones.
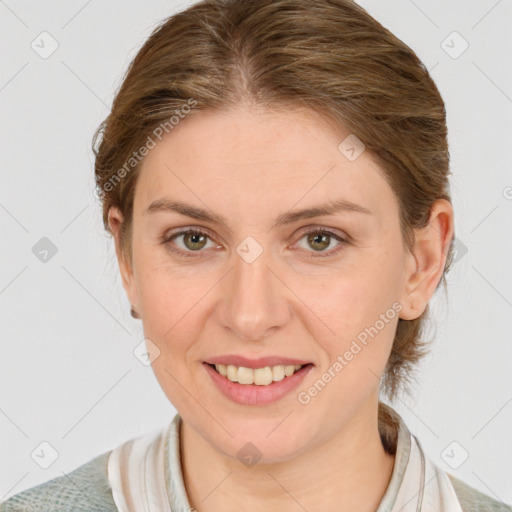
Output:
[294,227,349,257]
[161,229,219,258]
[161,226,350,259]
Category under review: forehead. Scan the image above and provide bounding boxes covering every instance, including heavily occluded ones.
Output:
[133,105,397,224]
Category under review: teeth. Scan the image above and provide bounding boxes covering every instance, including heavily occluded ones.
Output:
[214,363,304,385]
[227,364,238,382]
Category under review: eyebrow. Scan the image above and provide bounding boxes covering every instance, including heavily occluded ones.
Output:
[143,198,373,230]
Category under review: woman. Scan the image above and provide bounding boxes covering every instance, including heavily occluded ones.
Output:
[1,0,510,510]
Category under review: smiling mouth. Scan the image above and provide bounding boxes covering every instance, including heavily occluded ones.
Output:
[205,362,312,386]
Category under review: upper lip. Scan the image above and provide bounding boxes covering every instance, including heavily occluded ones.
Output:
[205,355,313,369]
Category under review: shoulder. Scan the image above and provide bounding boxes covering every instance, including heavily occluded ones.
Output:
[448,473,512,512]
[0,451,118,512]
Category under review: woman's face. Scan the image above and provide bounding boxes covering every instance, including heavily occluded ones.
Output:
[111,104,430,463]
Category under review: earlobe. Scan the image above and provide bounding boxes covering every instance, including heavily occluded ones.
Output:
[399,199,454,321]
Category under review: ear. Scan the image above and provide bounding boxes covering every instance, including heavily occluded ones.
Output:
[108,206,138,311]
[399,198,454,320]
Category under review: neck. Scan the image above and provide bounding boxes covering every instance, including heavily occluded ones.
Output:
[180,395,396,512]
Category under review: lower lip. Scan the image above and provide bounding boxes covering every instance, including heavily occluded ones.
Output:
[203,363,314,406]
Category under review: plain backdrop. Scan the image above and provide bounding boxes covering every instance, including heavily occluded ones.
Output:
[1,0,511,504]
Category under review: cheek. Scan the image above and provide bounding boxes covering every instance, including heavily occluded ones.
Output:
[135,257,219,373]
[137,268,206,408]
[134,239,197,310]
[139,272,203,340]
[293,257,400,373]
[299,256,401,332]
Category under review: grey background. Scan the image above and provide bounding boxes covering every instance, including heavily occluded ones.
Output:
[1,0,511,504]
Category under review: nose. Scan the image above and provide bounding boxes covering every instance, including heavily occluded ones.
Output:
[215,245,291,342]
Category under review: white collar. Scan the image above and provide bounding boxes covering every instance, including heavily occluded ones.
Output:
[376,405,462,511]
[107,407,462,512]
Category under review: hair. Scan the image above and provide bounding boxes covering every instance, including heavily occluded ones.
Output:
[93,0,455,414]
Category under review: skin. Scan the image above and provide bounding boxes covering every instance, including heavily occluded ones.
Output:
[109,103,454,512]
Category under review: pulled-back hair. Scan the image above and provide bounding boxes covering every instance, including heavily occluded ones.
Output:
[93,0,455,409]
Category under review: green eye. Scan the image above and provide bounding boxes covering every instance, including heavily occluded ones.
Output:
[181,231,209,251]
[306,232,332,251]
[295,228,349,257]
[162,229,216,258]
[162,227,349,260]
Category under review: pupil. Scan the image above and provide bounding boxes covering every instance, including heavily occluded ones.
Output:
[187,233,206,250]
[309,232,329,251]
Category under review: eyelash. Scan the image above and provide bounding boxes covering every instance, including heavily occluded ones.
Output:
[160,227,350,259]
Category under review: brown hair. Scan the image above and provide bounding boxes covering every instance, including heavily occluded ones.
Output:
[93,0,455,407]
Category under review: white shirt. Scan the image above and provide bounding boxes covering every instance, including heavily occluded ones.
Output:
[107,405,466,512]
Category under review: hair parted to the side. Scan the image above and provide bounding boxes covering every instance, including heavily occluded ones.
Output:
[93,0,455,409]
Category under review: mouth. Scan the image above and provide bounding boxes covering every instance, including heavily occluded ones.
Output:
[204,362,313,386]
